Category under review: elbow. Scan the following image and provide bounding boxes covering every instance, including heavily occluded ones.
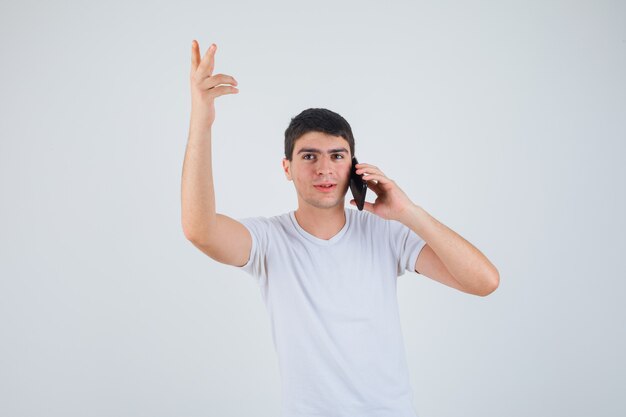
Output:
[183,228,198,242]
[183,226,197,242]
[477,269,500,297]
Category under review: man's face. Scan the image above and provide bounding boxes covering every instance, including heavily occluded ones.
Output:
[282,131,352,210]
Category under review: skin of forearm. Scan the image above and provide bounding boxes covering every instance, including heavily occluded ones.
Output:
[181,110,218,241]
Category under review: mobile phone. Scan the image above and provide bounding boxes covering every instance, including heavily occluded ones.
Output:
[350,156,368,211]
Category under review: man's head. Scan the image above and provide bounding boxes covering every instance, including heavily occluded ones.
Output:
[282,108,356,210]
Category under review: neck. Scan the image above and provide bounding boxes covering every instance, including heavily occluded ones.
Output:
[294,204,346,240]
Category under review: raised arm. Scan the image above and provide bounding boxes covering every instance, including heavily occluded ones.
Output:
[181,41,251,267]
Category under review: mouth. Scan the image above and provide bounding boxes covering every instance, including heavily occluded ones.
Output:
[314,184,337,192]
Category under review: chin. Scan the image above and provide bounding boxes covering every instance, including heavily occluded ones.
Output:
[297,184,348,209]
[312,194,348,209]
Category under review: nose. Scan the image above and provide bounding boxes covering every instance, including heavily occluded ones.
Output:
[316,157,334,176]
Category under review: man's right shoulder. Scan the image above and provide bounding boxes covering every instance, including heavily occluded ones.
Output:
[237,211,292,237]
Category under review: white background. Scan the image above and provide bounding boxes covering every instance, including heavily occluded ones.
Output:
[1,0,624,416]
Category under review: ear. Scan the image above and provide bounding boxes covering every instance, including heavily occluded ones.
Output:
[282,158,292,181]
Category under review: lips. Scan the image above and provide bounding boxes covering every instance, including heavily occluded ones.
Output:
[314,183,337,192]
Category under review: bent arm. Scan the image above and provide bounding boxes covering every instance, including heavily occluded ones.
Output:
[181,41,251,267]
[180,112,252,267]
[401,204,500,296]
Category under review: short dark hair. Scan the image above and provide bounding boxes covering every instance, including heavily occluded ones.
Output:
[284,108,355,161]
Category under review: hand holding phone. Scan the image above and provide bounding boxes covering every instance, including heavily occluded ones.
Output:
[349,157,368,211]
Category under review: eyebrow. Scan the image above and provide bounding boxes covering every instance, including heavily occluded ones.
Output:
[296,147,349,155]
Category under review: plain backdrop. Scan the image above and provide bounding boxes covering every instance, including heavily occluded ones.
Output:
[1,1,625,416]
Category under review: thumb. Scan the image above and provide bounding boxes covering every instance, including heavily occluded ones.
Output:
[349,199,374,213]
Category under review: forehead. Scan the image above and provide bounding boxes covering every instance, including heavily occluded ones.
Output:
[295,131,349,149]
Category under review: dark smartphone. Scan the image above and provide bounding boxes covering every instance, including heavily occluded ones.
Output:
[350,156,368,211]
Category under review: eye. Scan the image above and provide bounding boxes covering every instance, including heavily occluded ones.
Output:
[302,153,344,160]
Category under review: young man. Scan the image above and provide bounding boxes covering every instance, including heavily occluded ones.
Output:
[182,41,500,417]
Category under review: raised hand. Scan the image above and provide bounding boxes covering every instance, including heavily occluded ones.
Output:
[190,40,239,126]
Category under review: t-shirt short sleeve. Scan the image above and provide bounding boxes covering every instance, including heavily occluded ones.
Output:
[388,219,427,277]
[235,216,271,284]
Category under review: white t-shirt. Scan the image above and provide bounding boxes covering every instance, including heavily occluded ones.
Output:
[236,207,427,417]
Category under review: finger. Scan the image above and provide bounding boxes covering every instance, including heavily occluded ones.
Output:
[191,39,200,74]
[355,163,380,171]
[199,73,238,90]
[355,163,383,174]
[362,173,391,184]
[190,40,201,74]
[366,180,383,194]
[362,201,375,212]
[357,167,384,177]
[197,43,217,78]
[350,199,375,213]
[205,85,240,98]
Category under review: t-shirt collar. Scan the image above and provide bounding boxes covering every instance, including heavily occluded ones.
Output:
[289,207,351,246]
